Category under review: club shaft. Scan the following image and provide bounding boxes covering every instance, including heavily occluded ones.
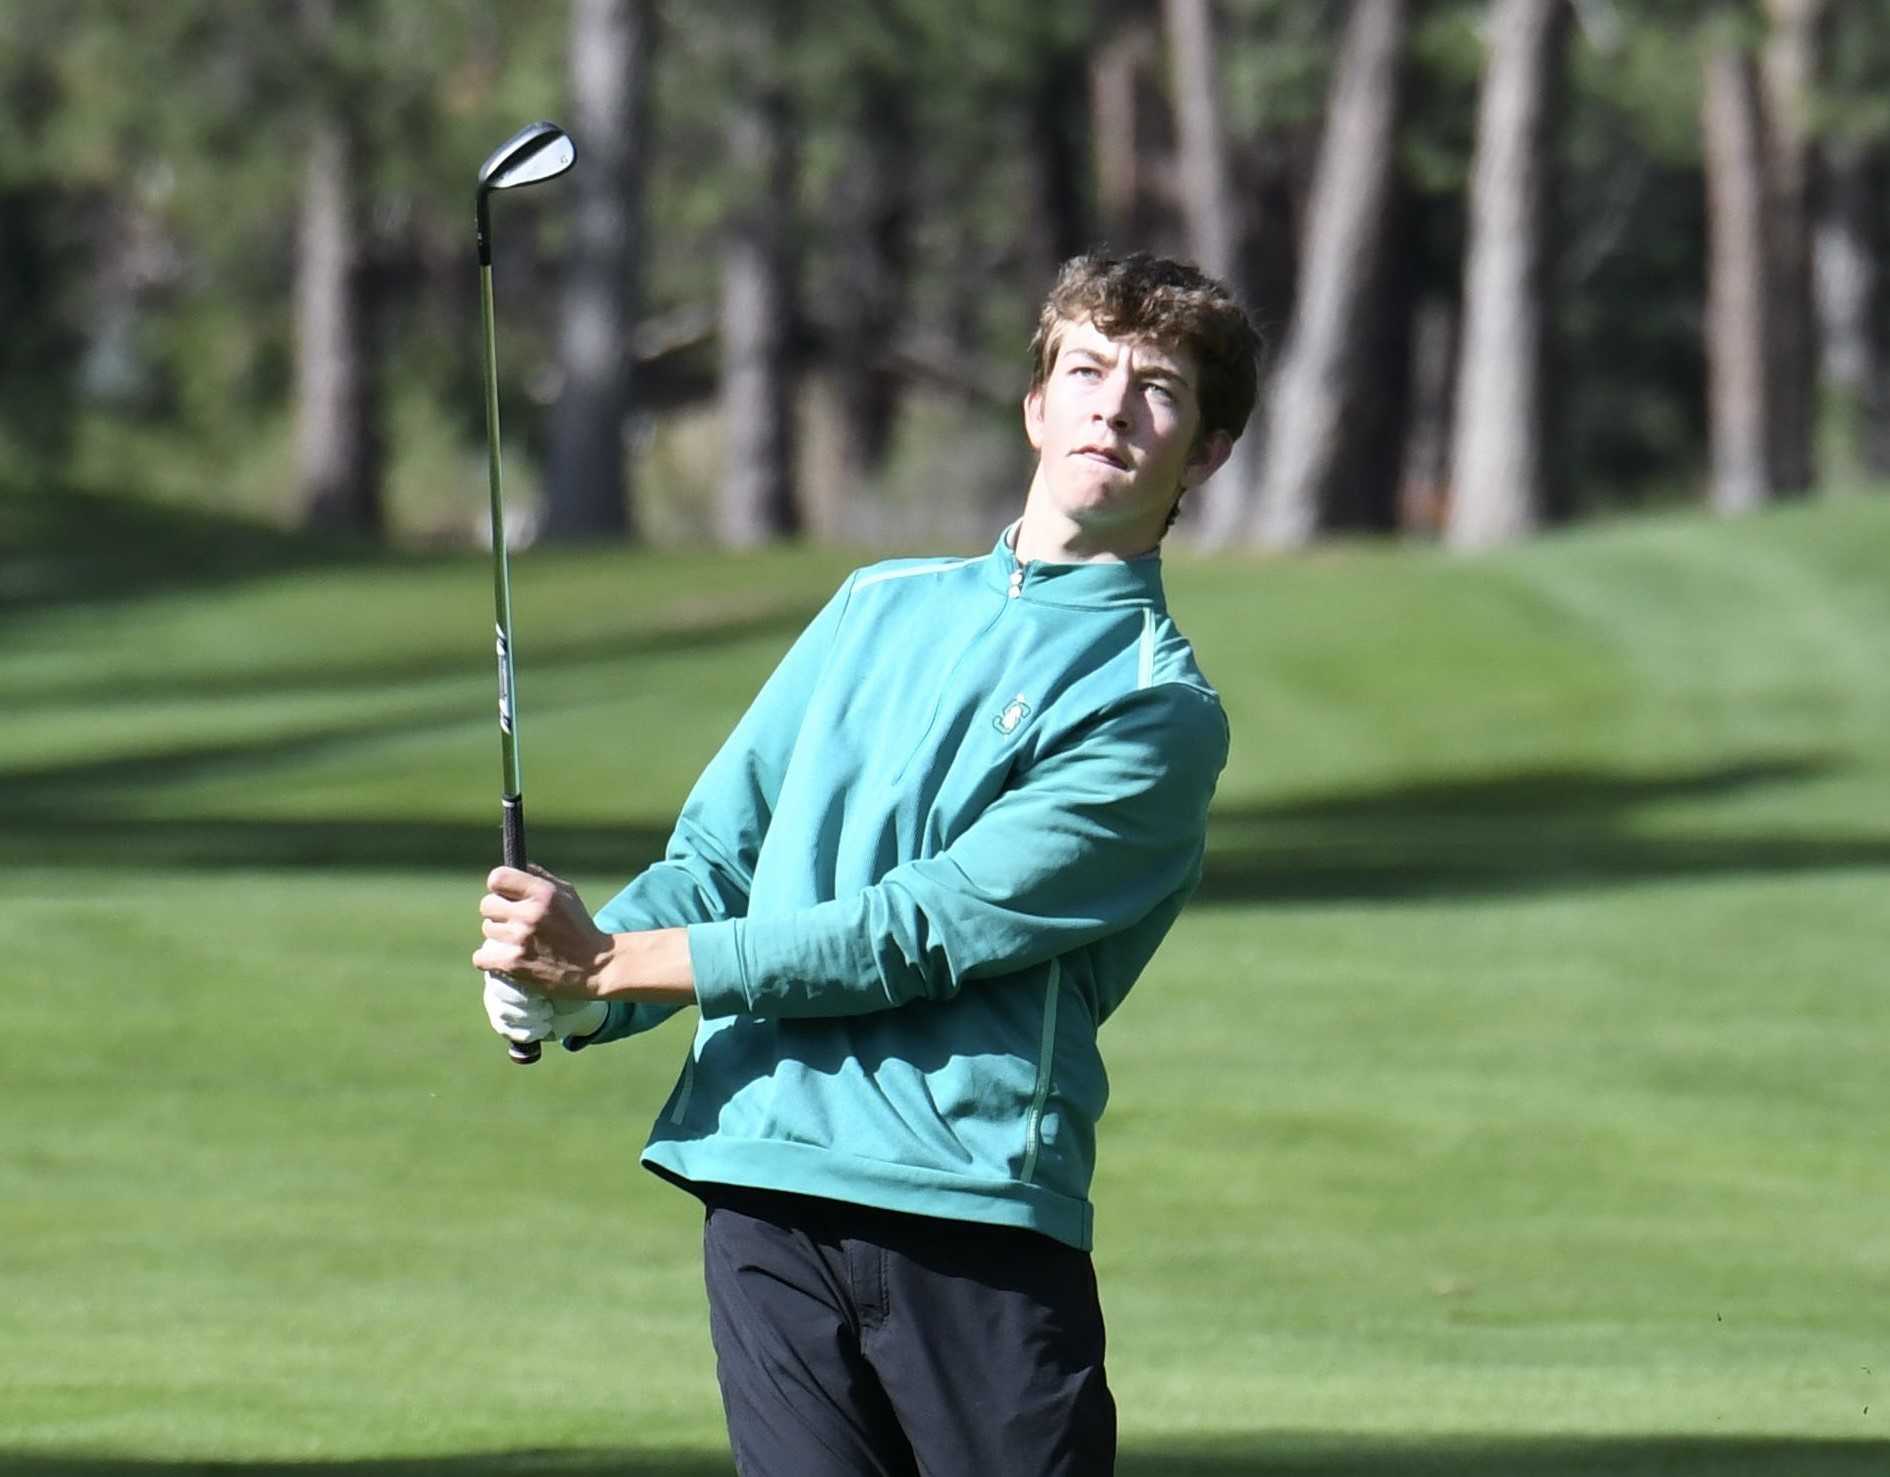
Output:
[479,257,540,1067]
[480,265,525,806]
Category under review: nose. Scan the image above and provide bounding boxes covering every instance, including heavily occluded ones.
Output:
[1094,371,1133,430]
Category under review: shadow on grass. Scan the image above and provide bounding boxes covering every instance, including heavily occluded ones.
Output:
[1,485,392,614]
[7,604,818,715]
[3,599,807,826]
[1194,754,1890,904]
[0,816,673,877]
[4,1434,1888,1475]
[10,751,1889,900]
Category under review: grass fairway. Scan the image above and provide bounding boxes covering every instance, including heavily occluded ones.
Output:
[4,488,1888,1475]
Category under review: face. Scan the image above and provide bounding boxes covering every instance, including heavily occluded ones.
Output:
[1023,317,1232,549]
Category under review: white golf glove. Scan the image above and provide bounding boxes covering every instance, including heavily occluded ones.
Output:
[483,973,608,1046]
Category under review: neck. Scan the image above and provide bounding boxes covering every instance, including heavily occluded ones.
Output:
[1012,476,1163,565]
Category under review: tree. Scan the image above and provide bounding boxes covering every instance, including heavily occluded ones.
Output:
[1816,134,1890,478]
[717,2,802,546]
[545,0,652,541]
[14,0,1866,548]
[1398,291,1459,533]
[1698,0,1827,515]
[295,0,384,535]
[1253,0,1414,548]
[1027,20,1095,274]
[1162,0,1262,545]
[32,1,534,534]
[1445,0,1572,551]
[0,12,89,471]
[1758,0,1823,497]
[1164,0,1238,283]
[548,0,657,540]
[1812,0,1889,479]
[1091,10,1162,247]
[824,15,916,502]
[1701,25,1772,514]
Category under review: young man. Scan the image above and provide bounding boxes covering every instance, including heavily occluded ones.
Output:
[474,251,1260,1475]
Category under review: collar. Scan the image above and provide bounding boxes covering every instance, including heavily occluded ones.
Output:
[981,520,1168,610]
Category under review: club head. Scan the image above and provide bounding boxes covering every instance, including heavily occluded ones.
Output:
[477,122,575,194]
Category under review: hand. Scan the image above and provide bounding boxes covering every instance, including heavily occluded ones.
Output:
[473,865,612,1001]
[483,971,551,1044]
[483,973,609,1045]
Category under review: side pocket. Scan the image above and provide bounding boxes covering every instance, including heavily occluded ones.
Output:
[1020,960,1062,1186]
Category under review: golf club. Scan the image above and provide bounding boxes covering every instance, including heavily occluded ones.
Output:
[475,121,576,1065]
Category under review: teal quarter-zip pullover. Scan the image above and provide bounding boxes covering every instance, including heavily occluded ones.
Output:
[582,525,1228,1250]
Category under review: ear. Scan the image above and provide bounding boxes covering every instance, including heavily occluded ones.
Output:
[1182,429,1234,488]
[1023,386,1045,452]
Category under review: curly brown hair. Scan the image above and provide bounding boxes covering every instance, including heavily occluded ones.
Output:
[1027,252,1262,447]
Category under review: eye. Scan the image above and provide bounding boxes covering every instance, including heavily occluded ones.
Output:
[1069,364,1101,380]
[1146,382,1176,403]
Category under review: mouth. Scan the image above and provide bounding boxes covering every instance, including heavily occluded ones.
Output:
[1074,446,1129,470]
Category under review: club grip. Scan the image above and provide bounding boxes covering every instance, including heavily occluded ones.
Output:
[502,793,527,870]
[500,794,540,1065]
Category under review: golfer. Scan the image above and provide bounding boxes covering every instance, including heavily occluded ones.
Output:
[474,250,1259,1475]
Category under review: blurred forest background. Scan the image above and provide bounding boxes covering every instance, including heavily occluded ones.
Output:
[2,0,1887,558]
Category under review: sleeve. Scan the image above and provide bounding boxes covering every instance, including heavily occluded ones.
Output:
[570,573,856,1047]
[684,683,1228,1020]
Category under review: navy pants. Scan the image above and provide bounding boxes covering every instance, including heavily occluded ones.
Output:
[698,1184,1116,1476]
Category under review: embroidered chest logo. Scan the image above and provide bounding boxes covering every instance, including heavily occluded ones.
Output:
[993,694,1032,736]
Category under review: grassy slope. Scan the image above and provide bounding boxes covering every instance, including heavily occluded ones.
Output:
[2,491,1887,1472]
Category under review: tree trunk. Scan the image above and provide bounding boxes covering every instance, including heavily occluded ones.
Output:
[1815,134,1890,477]
[1162,0,1259,546]
[1701,40,1773,515]
[295,108,383,534]
[1445,0,1571,551]
[1029,36,1093,273]
[1759,0,1823,496]
[829,64,913,500]
[1253,0,1412,549]
[1399,293,1459,534]
[1163,0,1236,284]
[1333,173,1417,534]
[717,6,800,547]
[546,0,651,542]
[1090,21,1159,246]
[1814,135,1876,401]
